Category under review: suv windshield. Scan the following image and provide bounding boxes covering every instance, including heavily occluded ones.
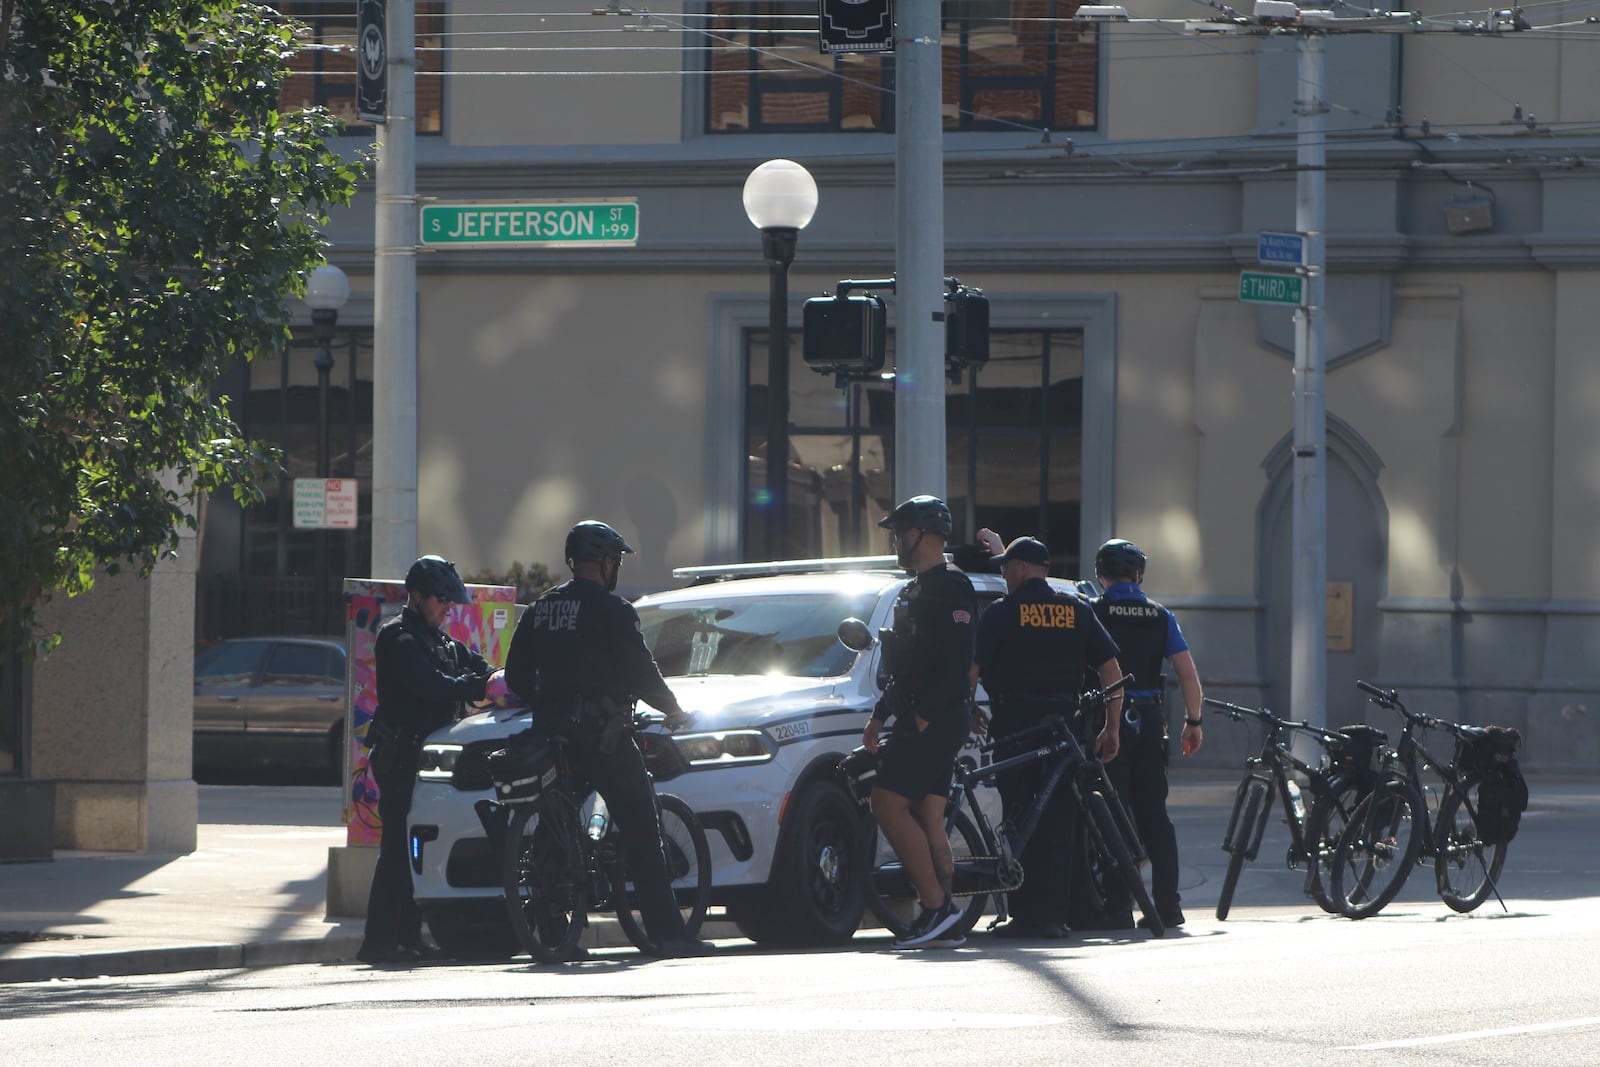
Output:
[638,592,879,679]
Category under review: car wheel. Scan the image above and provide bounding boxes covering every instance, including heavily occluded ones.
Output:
[732,780,862,947]
[421,903,517,961]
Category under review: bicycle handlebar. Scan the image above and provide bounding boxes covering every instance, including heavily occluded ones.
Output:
[1202,696,1344,745]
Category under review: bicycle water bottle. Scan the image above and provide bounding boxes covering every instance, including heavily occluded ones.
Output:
[1285,779,1307,823]
[587,802,609,840]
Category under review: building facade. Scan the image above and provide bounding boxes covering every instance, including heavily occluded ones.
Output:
[193,0,1600,770]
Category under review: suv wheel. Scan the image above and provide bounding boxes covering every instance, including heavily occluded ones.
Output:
[731,780,862,946]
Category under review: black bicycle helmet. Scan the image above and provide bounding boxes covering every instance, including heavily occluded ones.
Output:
[876,495,953,537]
[1095,538,1147,582]
[564,520,636,564]
[405,555,472,604]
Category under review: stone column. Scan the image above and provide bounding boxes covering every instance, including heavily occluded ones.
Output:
[30,526,198,852]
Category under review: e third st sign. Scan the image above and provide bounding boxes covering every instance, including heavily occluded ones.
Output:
[1238,270,1306,307]
[420,199,638,249]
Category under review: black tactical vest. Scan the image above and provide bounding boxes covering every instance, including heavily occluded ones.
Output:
[1092,595,1168,699]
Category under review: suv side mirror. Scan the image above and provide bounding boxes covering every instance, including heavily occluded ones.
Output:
[836,618,875,652]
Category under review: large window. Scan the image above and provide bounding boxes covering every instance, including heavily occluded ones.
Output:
[745,328,1085,574]
[278,2,445,135]
[705,1,1097,133]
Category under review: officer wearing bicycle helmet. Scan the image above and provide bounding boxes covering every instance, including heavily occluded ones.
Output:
[359,555,490,966]
[861,495,978,948]
[501,520,713,959]
[972,535,1124,939]
[1090,537,1204,930]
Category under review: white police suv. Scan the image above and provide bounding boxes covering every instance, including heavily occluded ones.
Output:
[405,557,1087,956]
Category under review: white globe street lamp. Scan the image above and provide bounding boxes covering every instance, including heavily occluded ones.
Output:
[742,160,818,560]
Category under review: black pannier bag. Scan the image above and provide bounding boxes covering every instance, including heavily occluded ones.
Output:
[1458,726,1529,846]
[1326,723,1388,784]
[487,730,558,803]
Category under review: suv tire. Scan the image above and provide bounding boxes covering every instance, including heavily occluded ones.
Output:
[731,780,862,947]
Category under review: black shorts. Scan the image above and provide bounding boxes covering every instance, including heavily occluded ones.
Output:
[875,716,966,802]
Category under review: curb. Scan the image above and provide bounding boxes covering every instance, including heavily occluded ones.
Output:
[0,936,362,985]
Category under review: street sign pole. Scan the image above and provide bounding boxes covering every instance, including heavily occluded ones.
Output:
[1292,32,1329,739]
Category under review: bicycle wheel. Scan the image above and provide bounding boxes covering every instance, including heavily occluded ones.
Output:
[1329,779,1424,919]
[1303,779,1364,914]
[502,794,589,964]
[1216,778,1269,921]
[1086,790,1163,937]
[858,806,988,940]
[1433,778,1510,913]
[614,793,713,951]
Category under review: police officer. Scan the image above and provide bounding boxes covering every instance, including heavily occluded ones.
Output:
[1091,538,1203,930]
[359,555,489,965]
[972,536,1123,939]
[861,495,977,949]
[502,520,714,959]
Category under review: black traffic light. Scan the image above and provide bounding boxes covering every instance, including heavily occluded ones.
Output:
[945,286,989,370]
[803,293,887,377]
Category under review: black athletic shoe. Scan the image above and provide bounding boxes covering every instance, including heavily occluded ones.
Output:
[893,899,963,948]
[1139,908,1184,930]
[356,945,420,966]
[653,938,718,959]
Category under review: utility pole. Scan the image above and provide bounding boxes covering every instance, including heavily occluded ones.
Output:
[370,0,418,578]
[893,2,946,502]
[1292,30,1329,732]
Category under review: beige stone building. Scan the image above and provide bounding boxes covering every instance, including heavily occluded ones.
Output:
[13,0,1600,854]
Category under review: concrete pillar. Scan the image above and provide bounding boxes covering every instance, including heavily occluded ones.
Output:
[30,525,198,853]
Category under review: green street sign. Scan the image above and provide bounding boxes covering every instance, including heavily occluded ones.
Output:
[420,199,638,248]
[1239,270,1304,306]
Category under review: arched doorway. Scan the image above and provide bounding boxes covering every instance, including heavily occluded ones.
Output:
[1259,418,1388,726]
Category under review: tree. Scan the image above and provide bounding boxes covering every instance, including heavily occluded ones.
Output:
[0,0,363,653]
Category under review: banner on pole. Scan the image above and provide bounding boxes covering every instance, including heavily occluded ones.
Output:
[357,0,388,124]
[818,0,895,53]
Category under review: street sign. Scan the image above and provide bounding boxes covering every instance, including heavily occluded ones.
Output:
[294,478,359,530]
[1239,270,1305,306]
[356,0,387,125]
[1257,230,1306,267]
[419,200,638,248]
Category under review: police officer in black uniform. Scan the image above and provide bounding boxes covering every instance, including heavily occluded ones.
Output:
[861,495,977,949]
[502,520,714,959]
[972,536,1124,939]
[359,555,490,965]
[1091,538,1203,930]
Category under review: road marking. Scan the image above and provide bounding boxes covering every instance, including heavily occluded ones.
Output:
[651,1009,1062,1031]
[1340,1015,1600,1049]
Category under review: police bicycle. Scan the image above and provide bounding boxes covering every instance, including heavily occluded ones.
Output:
[846,677,1167,940]
[1328,681,1527,918]
[1204,697,1387,920]
[484,711,712,963]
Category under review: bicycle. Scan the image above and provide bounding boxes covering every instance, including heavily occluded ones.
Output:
[1204,697,1388,920]
[1328,680,1526,918]
[847,677,1167,941]
[486,712,712,963]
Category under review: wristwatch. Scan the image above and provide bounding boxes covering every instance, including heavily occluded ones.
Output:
[1184,717,1203,727]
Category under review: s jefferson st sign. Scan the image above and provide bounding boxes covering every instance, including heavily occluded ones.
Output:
[420,199,639,249]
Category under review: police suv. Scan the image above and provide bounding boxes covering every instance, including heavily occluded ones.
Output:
[405,556,1089,956]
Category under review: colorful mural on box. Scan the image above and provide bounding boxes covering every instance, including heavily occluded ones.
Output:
[343,579,517,845]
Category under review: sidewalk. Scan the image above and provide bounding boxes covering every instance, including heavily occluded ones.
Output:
[1,772,1593,985]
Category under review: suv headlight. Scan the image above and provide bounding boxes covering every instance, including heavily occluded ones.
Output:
[673,729,775,768]
[417,742,464,781]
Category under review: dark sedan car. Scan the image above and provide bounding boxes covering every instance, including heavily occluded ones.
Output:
[193,636,347,776]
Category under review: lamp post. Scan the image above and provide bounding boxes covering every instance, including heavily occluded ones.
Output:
[743,159,818,561]
[304,263,350,634]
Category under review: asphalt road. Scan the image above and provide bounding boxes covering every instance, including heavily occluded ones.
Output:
[2,778,1596,1065]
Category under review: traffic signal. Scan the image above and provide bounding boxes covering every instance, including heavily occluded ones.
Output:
[802,293,887,376]
[945,286,989,370]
